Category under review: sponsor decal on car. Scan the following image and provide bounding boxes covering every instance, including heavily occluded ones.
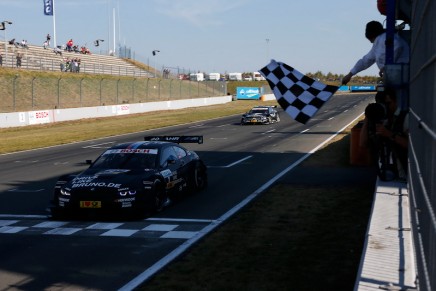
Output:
[160,169,172,178]
[103,149,158,155]
[72,182,122,189]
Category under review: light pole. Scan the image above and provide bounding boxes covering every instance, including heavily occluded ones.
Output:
[2,21,12,67]
[152,50,160,78]
[265,38,270,61]
[94,39,104,53]
[94,39,104,73]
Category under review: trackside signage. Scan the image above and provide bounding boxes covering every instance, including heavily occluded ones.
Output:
[28,110,50,125]
[114,104,130,115]
[236,87,261,100]
[350,85,376,92]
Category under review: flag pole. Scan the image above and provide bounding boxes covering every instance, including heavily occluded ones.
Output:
[52,0,57,49]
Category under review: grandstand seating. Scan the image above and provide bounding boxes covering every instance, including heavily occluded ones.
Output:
[0,42,153,77]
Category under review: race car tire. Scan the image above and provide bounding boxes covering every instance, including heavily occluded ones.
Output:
[152,179,166,212]
[193,163,208,191]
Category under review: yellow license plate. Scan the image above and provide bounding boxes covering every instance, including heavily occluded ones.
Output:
[80,201,102,208]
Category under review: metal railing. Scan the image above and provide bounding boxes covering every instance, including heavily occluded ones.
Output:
[407,0,436,290]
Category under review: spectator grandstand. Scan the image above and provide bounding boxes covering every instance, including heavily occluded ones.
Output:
[0,41,153,77]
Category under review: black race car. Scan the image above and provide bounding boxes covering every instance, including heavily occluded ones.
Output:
[240,105,280,125]
[50,136,207,219]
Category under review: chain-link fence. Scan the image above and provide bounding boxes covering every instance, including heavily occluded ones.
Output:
[0,75,227,112]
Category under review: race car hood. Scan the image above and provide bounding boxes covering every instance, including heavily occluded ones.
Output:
[66,168,156,191]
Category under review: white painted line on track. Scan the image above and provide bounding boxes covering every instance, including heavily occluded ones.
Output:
[34,221,69,228]
[188,124,205,128]
[7,188,45,193]
[0,214,48,219]
[262,129,276,134]
[145,218,215,223]
[101,229,139,237]
[44,228,82,235]
[0,226,29,233]
[207,155,253,168]
[143,224,178,232]
[209,137,228,140]
[83,142,115,149]
[118,112,365,291]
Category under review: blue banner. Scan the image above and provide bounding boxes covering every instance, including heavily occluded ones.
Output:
[350,85,376,92]
[43,0,53,16]
[236,87,262,100]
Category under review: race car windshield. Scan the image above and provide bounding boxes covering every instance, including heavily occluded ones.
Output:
[250,109,268,114]
[91,153,157,170]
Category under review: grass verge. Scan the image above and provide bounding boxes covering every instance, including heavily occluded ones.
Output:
[0,100,276,154]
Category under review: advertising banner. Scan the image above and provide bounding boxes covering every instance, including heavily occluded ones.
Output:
[236,87,262,100]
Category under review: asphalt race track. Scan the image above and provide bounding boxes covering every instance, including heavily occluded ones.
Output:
[0,93,374,290]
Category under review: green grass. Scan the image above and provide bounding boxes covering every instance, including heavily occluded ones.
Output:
[0,100,277,154]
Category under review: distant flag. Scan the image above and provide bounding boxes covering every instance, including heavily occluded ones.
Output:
[43,0,54,16]
[259,59,339,124]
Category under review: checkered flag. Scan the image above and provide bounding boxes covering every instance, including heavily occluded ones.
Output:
[259,60,339,124]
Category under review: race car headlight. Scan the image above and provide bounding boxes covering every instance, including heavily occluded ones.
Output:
[60,188,71,196]
[118,190,137,196]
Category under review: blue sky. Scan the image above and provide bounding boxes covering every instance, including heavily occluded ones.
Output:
[1,0,386,78]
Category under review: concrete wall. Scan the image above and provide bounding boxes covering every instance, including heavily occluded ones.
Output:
[0,95,237,128]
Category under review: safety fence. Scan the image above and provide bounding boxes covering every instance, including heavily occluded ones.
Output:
[0,76,227,113]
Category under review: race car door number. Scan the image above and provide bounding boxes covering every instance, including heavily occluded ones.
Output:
[80,201,102,208]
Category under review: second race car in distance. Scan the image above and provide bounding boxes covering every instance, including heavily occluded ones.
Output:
[240,105,280,125]
[50,136,207,219]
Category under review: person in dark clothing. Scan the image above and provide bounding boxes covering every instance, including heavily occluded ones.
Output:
[360,87,409,180]
[374,87,409,179]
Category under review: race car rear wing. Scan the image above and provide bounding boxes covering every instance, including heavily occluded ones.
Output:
[144,135,203,144]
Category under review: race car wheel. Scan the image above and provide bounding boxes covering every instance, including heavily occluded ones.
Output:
[193,163,207,191]
[152,179,166,212]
